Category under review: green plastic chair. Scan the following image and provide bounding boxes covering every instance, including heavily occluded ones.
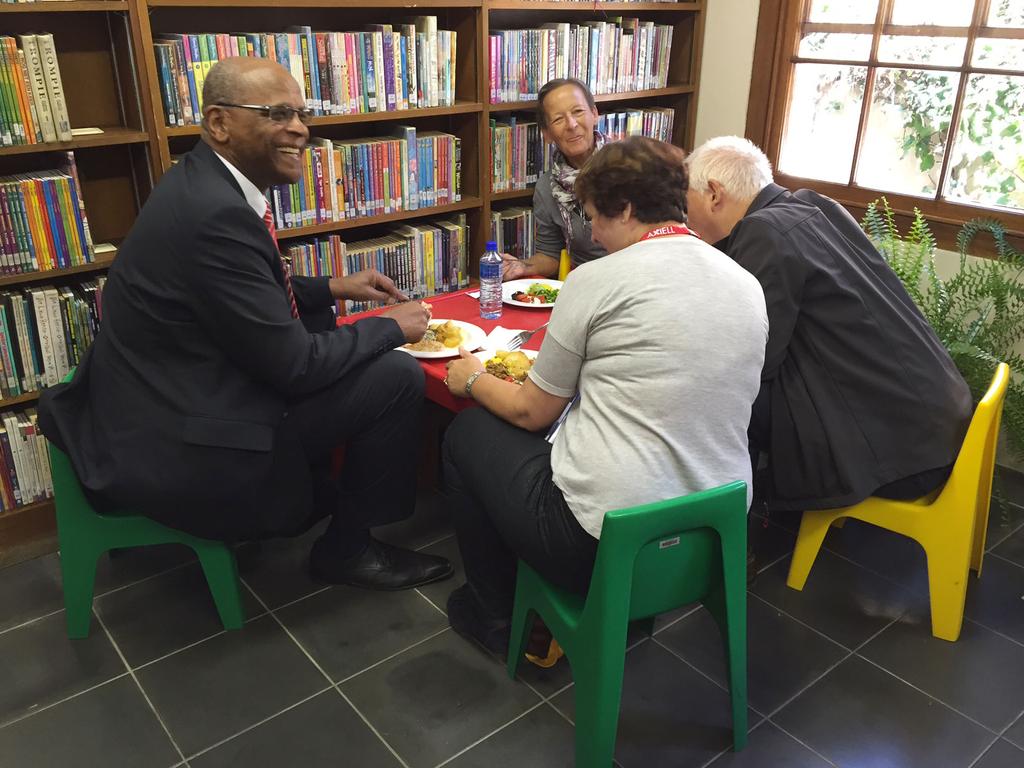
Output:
[507,481,749,767]
[48,373,245,638]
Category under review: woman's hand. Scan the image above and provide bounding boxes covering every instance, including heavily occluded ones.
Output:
[445,347,485,397]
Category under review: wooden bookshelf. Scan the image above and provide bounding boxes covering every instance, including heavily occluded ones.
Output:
[0,0,706,564]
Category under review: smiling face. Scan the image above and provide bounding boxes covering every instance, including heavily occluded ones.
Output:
[205,62,308,190]
[540,84,599,168]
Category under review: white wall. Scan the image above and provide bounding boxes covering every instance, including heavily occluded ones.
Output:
[693,0,760,147]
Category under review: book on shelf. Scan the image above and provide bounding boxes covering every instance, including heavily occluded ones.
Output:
[153,20,457,127]
[0,154,95,274]
[490,206,535,262]
[0,407,53,513]
[0,277,104,399]
[489,20,674,104]
[266,129,460,231]
[597,106,675,142]
[0,34,73,146]
[283,214,470,312]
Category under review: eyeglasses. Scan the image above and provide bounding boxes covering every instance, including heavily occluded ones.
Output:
[215,103,313,126]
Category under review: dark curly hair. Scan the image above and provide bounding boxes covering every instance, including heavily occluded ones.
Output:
[574,136,689,224]
[536,78,597,129]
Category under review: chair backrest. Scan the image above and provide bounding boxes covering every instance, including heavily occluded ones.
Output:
[946,362,1010,552]
[585,481,748,624]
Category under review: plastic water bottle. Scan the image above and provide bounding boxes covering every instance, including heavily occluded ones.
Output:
[479,240,503,320]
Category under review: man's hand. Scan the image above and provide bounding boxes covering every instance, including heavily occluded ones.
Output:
[501,252,532,282]
[445,347,485,397]
[329,270,406,304]
[381,301,432,343]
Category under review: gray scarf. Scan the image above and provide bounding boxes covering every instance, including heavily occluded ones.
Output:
[549,130,609,257]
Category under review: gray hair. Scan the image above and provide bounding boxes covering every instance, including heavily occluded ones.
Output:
[686,136,773,200]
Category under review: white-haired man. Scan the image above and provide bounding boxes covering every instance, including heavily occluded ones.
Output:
[685,136,972,516]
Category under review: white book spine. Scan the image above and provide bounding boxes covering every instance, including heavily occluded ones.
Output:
[35,34,72,141]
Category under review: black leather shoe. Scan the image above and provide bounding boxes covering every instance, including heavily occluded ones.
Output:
[310,537,453,591]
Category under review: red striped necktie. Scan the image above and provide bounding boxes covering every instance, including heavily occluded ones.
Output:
[262,203,299,320]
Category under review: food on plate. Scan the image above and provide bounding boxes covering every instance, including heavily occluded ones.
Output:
[485,350,534,383]
[511,282,559,304]
[404,321,464,352]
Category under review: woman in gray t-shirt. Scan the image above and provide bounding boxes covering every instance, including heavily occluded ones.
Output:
[442,137,768,660]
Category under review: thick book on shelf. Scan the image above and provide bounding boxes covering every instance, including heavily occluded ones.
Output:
[35,34,72,142]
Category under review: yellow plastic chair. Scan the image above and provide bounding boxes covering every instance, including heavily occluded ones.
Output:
[558,248,571,280]
[786,362,1010,641]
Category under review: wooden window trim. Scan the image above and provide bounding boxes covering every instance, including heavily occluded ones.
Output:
[745,0,1024,256]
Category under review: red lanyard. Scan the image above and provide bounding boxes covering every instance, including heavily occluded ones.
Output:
[640,224,698,241]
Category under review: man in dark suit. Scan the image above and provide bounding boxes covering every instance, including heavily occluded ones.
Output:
[685,136,972,516]
[39,57,453,590]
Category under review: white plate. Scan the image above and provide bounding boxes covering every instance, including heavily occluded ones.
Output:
[502,279,564,308]
[397,319,486,359]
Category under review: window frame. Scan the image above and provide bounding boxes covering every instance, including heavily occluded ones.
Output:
[746,0,1024,252]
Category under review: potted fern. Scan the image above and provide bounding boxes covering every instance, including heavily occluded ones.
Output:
[862,198,1024,464]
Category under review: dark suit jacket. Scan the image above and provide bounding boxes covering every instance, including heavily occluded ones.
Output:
[39,140,405,537]
[720,184,972,511]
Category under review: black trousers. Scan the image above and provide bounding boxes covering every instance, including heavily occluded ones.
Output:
[442,408,598,619]
[252,349,425,543]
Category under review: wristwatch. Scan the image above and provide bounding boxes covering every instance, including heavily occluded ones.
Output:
[464,370,485,397]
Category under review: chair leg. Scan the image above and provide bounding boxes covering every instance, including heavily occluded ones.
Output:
[704,584,748,750]
[786,511,834,591]
[572,646,628,768]
[58,545,101,639]
[924,543,972,642]
[195,544,246,630]
[506,597,533,680]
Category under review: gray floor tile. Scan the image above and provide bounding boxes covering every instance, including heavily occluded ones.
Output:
[1004,713,1024,750]
[860,611,1024,731]
[705,721,833,767]
[652,603,701,634]
[964,554,1024,645]
[995,467,1024,508]
[0,553,64,633]
[0,676,179,768]
[92,544,196,595]
[549,641,753,768]
[748,516,797,573]
[984,497,1024,552]
[415,534,462,611]
[774,655,992,768]
[134,614,327,756]
[96,563,263,668]
[992,525,1024,568]
[443,703,575,768]
[236,521,328,610]
[974,739,1024,768]
[657,597,847,715]
[189,689,400,768]
[275,584,447,683]
[820,519,930,595]
[751,548,923,649]
[340,629,540,768]
[0,610,125,727]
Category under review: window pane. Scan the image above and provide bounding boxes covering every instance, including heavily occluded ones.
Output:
[856,69,959,197]
[807,0,878,24]
[987,0,1024,27]
[945,74,1024,212]
[799,32,872,60]
[891,0,974,26]
[877,35,967,66]
[779,64,866,183]
[972,38,1024,70]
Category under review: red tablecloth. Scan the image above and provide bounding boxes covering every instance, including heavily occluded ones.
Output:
[337,287,552,411]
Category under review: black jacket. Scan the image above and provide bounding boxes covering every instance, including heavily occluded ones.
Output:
[720,184,972,511]
[39,140,404,536]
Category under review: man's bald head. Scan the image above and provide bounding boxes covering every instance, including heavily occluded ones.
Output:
[200,57,308,190]
[202,57,290,115]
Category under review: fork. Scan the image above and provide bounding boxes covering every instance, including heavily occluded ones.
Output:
[505,322,549,351]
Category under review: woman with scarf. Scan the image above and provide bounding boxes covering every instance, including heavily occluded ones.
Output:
[502,78,609,280]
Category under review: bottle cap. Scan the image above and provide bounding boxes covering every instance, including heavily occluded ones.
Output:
[486,240,498,251]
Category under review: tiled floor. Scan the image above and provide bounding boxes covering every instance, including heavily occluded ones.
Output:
[3,474,1024,768]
